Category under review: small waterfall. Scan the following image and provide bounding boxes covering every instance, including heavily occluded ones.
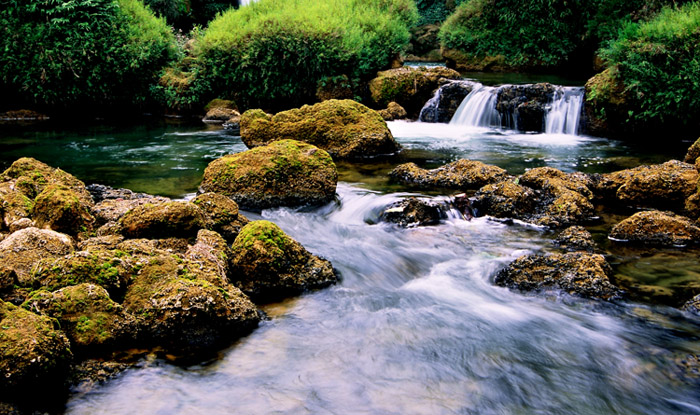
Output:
[449,84,501,128]
[545,87,584,135]
[418,87,442,122]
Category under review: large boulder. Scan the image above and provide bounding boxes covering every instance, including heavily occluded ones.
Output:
[123,254,260,353]
[368,66,462,117]
[1,157,91,204]
[119,201,207,240]
[91,195,170,224]
[472,180,537,219]
[389,160,509,190]
[609,211,700,246]
[589,160,698,211]
[495,252,623,300]
[191,192,249,243]
[0,228,74,286]
[22,284,135,354]
[199,140,338,210]
[33,184,96,236]
[240,100,399,158]
[0,300,72,398]
[230,221,338,301]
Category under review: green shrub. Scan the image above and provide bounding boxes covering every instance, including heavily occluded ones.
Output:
[439,0,593,68]
[192,0,418,110]
[599,2,700,126]
[0,0,177,112]
[415,0,465,25]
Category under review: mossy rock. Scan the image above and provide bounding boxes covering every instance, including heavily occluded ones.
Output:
[0,182,34,230]
[582,67,633,137]
[192,192,249,242]
[389,159,509,190]
[91,196,170,224]
[22,284,135,354]
[0,227,74,286]
[240,100,399,159]
[185,229,233,282]
[230,221,338,302]
[495,252,623,300]
[377,102,408,121]
[199,140,338,210]
[0,300,72,397]
[682,294,700,316]
[32,250,136,299]
[368,66,462,117]
[379,198,446,227]
[472,180,537,220]
[553,226,596,252]
[204,98,237,113]
[33,184,96,237]
[684,137,700,165]
[1,157,92,204]
[119,201,207,240]
[589,160,698,211]
[609,211,700,246]
[123,254,260,353]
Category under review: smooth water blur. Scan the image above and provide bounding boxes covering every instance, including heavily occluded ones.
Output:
[2,119,699,414]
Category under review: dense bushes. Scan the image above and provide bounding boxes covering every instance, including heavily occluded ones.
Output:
[415,0,465,25]
[0,0,176,113]
[595,2,700,128]
[439,0,591,69]
[190,0,418,110]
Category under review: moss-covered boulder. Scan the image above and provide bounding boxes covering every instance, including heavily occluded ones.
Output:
[589,160,698,211]
[192,192,249,243]
[609,211,700,246]
[184,229,233,285]
[554,226,596,252]
[495,252,623,300]
[379,198,446,227]
[378,102,408,121]
[368,66,462,117]
[684,138,700,165]
[520,167,593,199]
[1,157,91,204]
[582,67,633,137]
[199,140,338,210]
[33,184,96,236]
[0,300,72,397]
[472,180,537,220]
[91,195,170,224]
[22,284,135,354]
[230,221,338,301]
[389,160,509,190]
[119,201,207,240]
[32,250,136,298]
[123,254,260,353]
[240,100,399,159]
[0,182,34,230]
[0,228,74,285]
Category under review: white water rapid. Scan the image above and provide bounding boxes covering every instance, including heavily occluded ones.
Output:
[545,87,585,135]
[448,83,501,128]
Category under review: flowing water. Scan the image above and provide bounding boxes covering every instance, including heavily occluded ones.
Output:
[1,115,700,414]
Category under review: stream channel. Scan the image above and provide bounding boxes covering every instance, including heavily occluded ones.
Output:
[2,90,700,414]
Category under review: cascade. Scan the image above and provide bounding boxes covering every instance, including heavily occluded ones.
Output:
[545,87,584,135]
[448,83,501,128]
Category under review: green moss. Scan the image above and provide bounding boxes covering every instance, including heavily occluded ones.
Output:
[234,221,288,254]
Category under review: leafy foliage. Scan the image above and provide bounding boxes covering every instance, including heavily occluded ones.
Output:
[143,0,238,30]
[599,2,700,126]
[191,0,418,110]
[0,0,176,112]
[415,0,466,25]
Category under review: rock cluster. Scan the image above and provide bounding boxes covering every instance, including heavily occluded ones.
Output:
[0,157,340,405]
[240,99,399,159]
[390,159,509,190]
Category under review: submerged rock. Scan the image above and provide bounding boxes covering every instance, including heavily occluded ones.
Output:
[199,140,337,210]
[609,211,700,246]
[230,221,338,302]
[22,283,135,354]
[240,100,399,158]
[368,66,462,117]
[554,226,596,252]
[0,227,74,286]
[191,192,249,243]
[589,160,698,211]
[123,254,260,353]
[0,300,72,397]
[389,160,509,190]
[119,201,207,240]
[379,198,447,227]
[495,252,623,300]
[378,102,408,121]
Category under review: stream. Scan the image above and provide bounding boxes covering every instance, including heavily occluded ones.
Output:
[2,110,700,414]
